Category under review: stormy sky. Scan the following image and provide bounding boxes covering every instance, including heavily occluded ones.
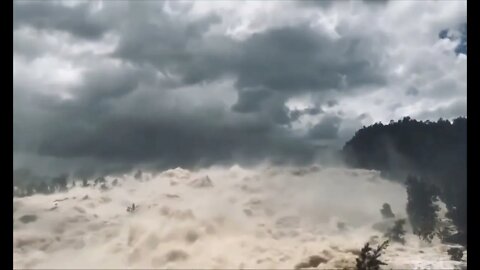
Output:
[13,0,466,178]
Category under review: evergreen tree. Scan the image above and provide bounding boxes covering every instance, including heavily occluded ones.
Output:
[36,181,50,194]
[342,117,466,241]
[355,240,389,270]
[82,178,89,187]
[52,174,69,192]
[25,183,35,196]
[405,176,439,243]
[447,247,464,261]
[94,176,106,186]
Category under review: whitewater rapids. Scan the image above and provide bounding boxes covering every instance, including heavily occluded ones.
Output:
[13,165,466,269]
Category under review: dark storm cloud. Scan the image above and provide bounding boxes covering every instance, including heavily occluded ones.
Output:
[110,10,386,93]
[110,4,234,86]
[13,1,108,40]
[13,1,392,177]
[220,25,386,130]
[308,115,342,139]
[235,25,387,92]
[16,97,318,177]
[76,67,148,103]
[36,113,316,167]
[231,89,294,125]
[13,66,317,177]
[231,89,273,113]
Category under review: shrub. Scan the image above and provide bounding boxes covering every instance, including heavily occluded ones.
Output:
[355,240,389,270]
[447,247,464,261]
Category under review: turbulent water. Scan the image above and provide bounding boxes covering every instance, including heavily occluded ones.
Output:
[13,165,466,269]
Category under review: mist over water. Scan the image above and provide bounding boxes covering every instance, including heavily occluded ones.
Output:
[13,164,465,269]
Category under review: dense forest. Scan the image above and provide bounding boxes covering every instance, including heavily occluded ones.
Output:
[342,117,467,245]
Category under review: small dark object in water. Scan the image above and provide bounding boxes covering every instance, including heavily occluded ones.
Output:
[165,250,189,262]
[19,214,37,224]
[165,194,180,199]
[244,209,253,217]
[127,203,137,213]
[294,255,328,269]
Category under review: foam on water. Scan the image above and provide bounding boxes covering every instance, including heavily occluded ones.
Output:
[13,165,466,269]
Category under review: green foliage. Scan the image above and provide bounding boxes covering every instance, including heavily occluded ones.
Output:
[25,183,35,196]
[52,174,69,192]
[355,240,389,270]
[405,176,439,243]
[384,219,406,245]
[447,247,464,261]
[82,178,89,187]
[342,117,466,238]
[36,181,51,194]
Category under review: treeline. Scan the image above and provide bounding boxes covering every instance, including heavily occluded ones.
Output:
[342,117,466,245]
[13,168,69,196]
[12,168,125,197]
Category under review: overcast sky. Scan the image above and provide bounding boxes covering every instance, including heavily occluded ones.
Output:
[13,0,466,177]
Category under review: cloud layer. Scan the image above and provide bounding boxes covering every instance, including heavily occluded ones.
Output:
[13,0,466,177]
